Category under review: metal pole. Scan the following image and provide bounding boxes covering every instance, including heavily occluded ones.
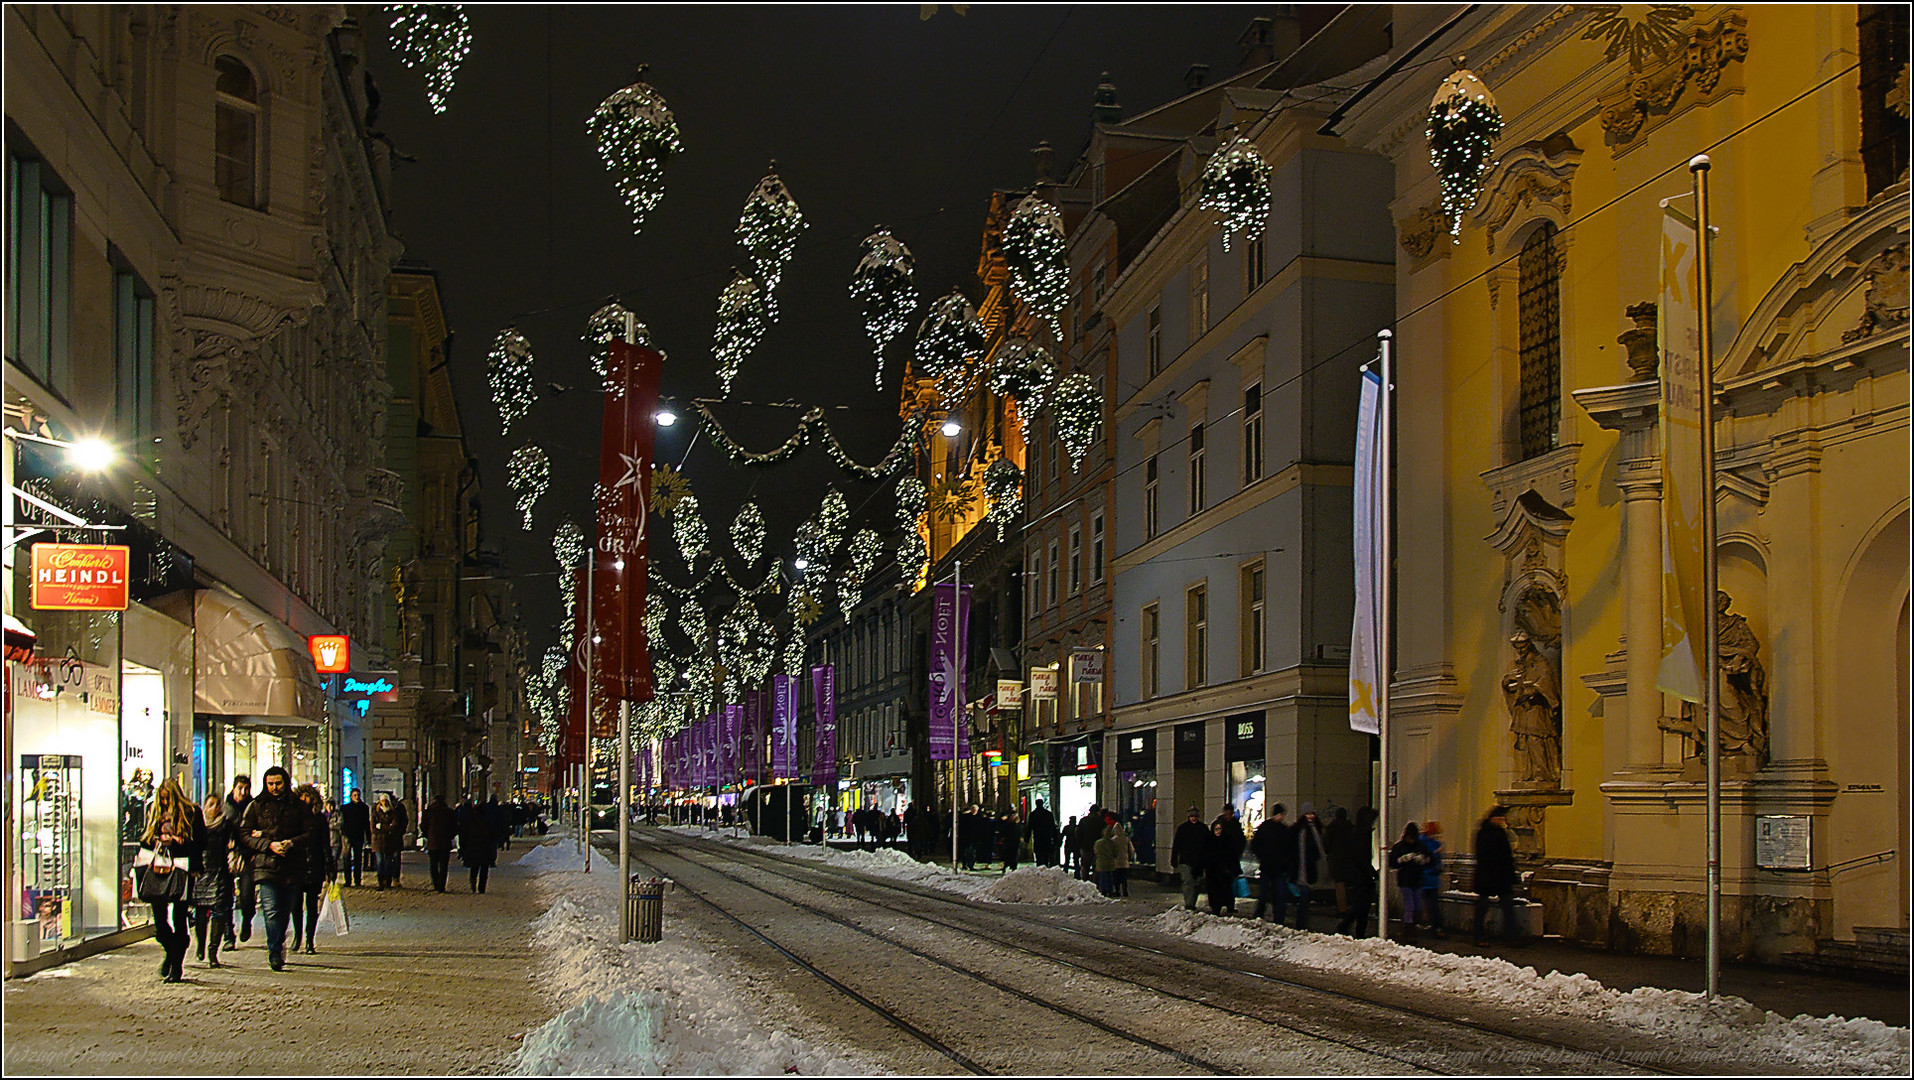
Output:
[583,550,595,872]
[618,698,631,940]
[1691,154,1722,1000]
[952,558,962,873]
[1375,329,1394,940]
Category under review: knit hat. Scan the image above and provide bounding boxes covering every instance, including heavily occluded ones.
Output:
[1270,803,1286,817]
[1188,805,1202,815]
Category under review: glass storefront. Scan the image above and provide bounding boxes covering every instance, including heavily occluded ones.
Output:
[1230,760,1267,831]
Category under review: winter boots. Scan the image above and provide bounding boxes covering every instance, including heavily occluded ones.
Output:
[207,918,226,967]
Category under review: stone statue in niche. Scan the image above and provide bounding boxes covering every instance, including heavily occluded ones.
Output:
[1503,629,1563,788]
[1677,590,1770,768]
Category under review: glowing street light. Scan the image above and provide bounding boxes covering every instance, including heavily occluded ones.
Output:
[940,419,961,438]
[655,409,677,427]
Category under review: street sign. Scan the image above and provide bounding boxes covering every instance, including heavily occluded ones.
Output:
[1071,647,1104,683]
[1029,667,1058,700]
[997,679,1023,707]
[29,543,129,610]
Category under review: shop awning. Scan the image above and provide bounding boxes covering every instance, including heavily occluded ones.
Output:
[192,588,322,723]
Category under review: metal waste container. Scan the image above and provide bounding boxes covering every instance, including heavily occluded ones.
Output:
[627,876,667,943]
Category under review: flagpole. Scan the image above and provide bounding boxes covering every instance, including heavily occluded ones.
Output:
[1375,328,1394,941]
[1691,154,1722,1001]
[582,548,595,872]
[953,557,963,873]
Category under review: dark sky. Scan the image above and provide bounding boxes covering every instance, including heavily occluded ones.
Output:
[367,4,1276,659]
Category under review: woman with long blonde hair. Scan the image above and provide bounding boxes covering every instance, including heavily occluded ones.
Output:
[140,775,205,982]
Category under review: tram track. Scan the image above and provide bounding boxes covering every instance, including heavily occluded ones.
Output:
[630,828,1712,1076]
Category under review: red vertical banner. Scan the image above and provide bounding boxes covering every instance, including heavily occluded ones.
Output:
[592,338,663,707]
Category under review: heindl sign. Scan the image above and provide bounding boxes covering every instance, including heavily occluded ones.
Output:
[30,544,130,611]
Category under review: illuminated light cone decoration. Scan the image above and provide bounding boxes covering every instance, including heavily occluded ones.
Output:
[586,301,651,387]
[783,629,807,678]
[507,444,550,530]
[894,476,928,583]
[988,336,1056,443]
[730,501,766,567]
[848,528,882,606]
[850,230,918,390]
[587,66,683,236]
[386,4,472,115]
[1000,194,1070,339]
[736,164,807,303]
[719,598,775,695]
[712,272,768,398]
[1199,134,1273,253]
[1052,371,1102,465]
[672,492,710,562]
[914,290,986,394]
[677,598,707,655]
[1426,62,1504,239]
[487,326,536,437]
[983,457,1024,540]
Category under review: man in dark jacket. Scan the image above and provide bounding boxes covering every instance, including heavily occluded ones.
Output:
[1250,804,1294,923]
[1075,808,1103,881]
[221,775,254,947]
[1292,806,1326,929]
[340,788,371,887]
[1473,805,1521,944]
[485,788,512,852]
[422,794,459,892]
[1170,806,1210,910]
[1026,799,1059,867]
[237,767,309,971]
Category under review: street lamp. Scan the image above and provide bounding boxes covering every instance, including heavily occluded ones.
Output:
[940,419,961,438]
[654,409,677,427]
[5,429,118,472]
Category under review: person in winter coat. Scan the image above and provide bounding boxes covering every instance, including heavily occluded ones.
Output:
[1026,800,1059,867]
[140,775,206,982]
[289,785,332,954]
[238,766,310,971]
[1390,822,1432,942]
[485,792,512,852]
[998,812,1023,872]
[370,793,406,889]
[1419,821,1447,937]
[1291,806,1327,929]
[421,794,459,893]
[1203,820,1241,916]
[1211,807,1247,911]
[1106,815,1135,896]
[460,801,500,893]
[1250,804,1294,923]
[221,775,254,949]
[1323,807,1364,922]
[1091,823,1118,897]
[340,789,371,887]
[1074,810,1102,881]
[192,793,236,969]
[1337,806,1378,936]
[1473,805,1521,944]
[1170,806,1210,910]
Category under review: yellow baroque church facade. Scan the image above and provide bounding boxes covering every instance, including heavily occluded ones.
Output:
[1338,4,1908,962]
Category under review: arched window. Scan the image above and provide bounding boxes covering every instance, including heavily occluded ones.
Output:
[214,55,261,207]
[1517,222,1562,460]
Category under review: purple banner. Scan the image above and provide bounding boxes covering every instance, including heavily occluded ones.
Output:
[701,714,716,787]
[811,665,837,785]
[744,689,765,786]
[928,583,972,761]
[772,674,798,780]
[722,703,743,787]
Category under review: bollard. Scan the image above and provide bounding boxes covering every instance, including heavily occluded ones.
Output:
[627,875,667,943]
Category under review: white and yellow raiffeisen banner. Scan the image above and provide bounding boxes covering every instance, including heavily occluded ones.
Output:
[1657,202,1706,705]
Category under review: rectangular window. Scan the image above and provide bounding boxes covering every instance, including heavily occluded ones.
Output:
[6,151,72,395]
[1246,233,1265,291]
[1860,6,1911,198]
[1142,604,1160,699]
[1188,422,1206,516]
[1068,525,1082,596]
[1091,511,1105,582]
[1028,552,1042,619]
[1144,455,1160,540]
[1518,224,1563,460]
[1243,382,1264,484]
[1050,432,1061,483]
[1146,305,1163,376]
[115,267,157,446]
[1241,562,1266,676]
[1189,256,1209,338]
[1186,584,1208,690]
[1047,539,1060,609]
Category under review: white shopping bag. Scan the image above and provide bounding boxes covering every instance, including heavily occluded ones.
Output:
[316,880,351,936]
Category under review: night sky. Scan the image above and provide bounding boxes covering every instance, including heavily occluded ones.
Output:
[367,4,1274,659]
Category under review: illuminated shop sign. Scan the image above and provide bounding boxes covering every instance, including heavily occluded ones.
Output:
[29,544,130,611]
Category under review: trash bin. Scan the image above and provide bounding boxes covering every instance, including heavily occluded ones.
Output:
[627,876,667,943]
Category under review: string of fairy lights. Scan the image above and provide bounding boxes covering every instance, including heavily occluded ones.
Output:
[384,7,1511,755]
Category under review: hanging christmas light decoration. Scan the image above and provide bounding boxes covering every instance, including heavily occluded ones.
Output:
[644,601,669,652]
[983,457,1024,540]
[712,272,769,398]
[588,67,683,236]
[554,520,586,573]
[730,501,766,567]
[783,630,807,677]
[585,301,651,386]
[1052,371,1102,465]
[1198,134,1274,253]
[989,337,1057,442]
[850,230,918,389]
[927,473,975,524]
[1426,61,1504,238]
[385,5,472,115]
[486,326,536,437]
[792,588,823,627]
[649,462,691,516]
[678,598,707,650]
[507,445,550,531]
[817,489,848,547]
[896,476,927,523]
[673,493,710,562]
[1000,194,1070,337]
[914,290,986,385]
[719,599,775,686]
[839,528,883,611]
[736,164,807,300]
[894,476,928,584]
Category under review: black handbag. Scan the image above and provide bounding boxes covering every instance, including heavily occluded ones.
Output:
[137,846,191,904]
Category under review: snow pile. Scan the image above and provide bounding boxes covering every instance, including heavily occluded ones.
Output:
[510,841,881,1075]
[974,867,1110,906]
[515,838,615,875]
[1148,908,1912,1075]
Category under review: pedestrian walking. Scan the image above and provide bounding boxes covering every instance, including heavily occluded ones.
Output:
[1027,799,1058,867]
[421,793,458,893]
[139,775,204,982]
[486,788,512,852]
[1337,807,1378,936]
[1074,808,1102,882]
[370,793,406,889]
[340,789,371,887]
[1472,805,1522,944]
[1106,813,1135,896]
[1092,821,1118,896]
[221,775,254,948]
[289,785,331,954]
[998,812,1022,873]
[238,766,309,971]
[1419,821,1447,937]
[1250,804,1294,923]
[1291,805,1326,929]
[1203,819,1240,916]
[1324,807,1363,924]
[1170,806,1209,911]
[1212,805,1247,913]
[1390,822,1431,942]
[192,793,236,969]
[460,799,500,893]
